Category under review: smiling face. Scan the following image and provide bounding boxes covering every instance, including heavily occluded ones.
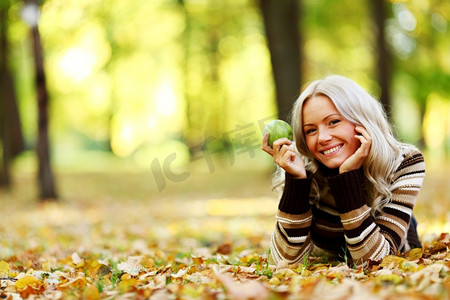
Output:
[302,95,361,169]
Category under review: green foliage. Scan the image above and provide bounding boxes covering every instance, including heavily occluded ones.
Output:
[2,0,449,172]
[110,266,122,287]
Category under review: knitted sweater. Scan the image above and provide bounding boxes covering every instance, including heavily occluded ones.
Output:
[270,146,425,267]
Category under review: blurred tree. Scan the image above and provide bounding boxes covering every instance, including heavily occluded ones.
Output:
[178,0,232,151]
[0,0,25,188]
[23,0,57,200]
[371,0,392,117]
[259,0,302,122]
[5,0,447,170]
[387,1,450,150]
[178,0,197,150]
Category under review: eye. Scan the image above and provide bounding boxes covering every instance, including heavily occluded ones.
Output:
[329,119,340,126]
[305,128,316,135]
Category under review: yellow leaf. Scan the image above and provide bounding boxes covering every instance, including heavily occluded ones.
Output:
[180,284,206,298]
[400,260,419,272]
[405,248,423,261]
[15,276,42,290]
[239,253,260,265]
[191,255,204,265]
[85,260,110,278]
[121,273,132,281]
[83,284,101,300]
[268,276,280,285]
[58,276,88,290]
[15,275,45,298]
[118,278,138,294]
[0,260,10,277]
[299,276,320,288]
[140,255,154,269]
[379,255,406,268]
[376,274,403,285]
[326,272,343,281]
[186,265,197,275]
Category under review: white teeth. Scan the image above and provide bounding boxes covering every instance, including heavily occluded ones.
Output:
[323,145,342,155]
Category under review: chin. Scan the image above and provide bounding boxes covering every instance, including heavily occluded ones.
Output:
[324,164,340,170]
[319,159,344,170]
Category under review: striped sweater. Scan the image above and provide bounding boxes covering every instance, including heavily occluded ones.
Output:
[270,146,425,267]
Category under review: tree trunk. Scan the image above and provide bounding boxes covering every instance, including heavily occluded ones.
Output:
[179,0,201,151]
[0,2,25,188]
[371,0,392,118]
[259,0,302,122]
[27,1,58,200]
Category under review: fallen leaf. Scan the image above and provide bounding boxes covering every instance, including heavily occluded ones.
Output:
[140,255,155,269]
[0,261,10,278]
[85,260,110,278]
[83,284,101,300]
[376,274,403,285]
[216,241,233,255]
[118,278,138,293]
[216,273,269,300]
[380,255,406,269]
[71,252,83,266]
[117,256,143,276]
[15,276,45,297]
[437,233,449,243]
[405,248,423,261]
[428,242,447,254]
[400,260,419,272]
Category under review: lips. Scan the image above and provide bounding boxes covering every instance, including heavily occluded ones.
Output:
[321,144,343,155]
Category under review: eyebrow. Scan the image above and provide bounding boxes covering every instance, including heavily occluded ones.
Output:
[303,113,341,128]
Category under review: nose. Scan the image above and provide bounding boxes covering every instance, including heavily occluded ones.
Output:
[318,128,332,144]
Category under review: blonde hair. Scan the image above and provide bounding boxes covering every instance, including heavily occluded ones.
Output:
[277,75,415,214]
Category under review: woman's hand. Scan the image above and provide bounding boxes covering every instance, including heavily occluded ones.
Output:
[261,133,307,178]
[339,126,372,174]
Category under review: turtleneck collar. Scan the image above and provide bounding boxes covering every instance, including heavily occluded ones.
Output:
[318,163,339,177]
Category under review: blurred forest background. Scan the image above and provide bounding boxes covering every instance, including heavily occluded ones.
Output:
[0,0,449,224]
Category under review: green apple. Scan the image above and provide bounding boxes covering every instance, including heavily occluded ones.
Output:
[263,119,293,147]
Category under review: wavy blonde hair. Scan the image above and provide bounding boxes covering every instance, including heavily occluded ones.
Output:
[275,75,414,214]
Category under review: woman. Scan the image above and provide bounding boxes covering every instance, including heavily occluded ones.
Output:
[261,75,425,267]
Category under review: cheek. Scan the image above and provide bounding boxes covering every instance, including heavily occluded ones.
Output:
[347,135,361,154]
[305,136,316,153]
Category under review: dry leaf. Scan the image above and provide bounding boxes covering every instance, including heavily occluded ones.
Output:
[15,276,45,297]
[379,255,406,269]
[216,241,233,255]
[405,248,423,261]
[437,233,450,243]
[0,261,10,278]
[216,273,269,300]
[117,256,143,276]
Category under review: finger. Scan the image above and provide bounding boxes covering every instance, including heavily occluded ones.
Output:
[262,132,269,145]
[355,127,371,145]
[261,132,274,155]
[355,126,371,141]
[274,141,294,160]
[354,135,371,157]
[277,149,296,166]
[272,138,293,152]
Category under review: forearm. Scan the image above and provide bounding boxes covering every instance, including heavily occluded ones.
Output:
[328,162,425,266]
[270,173,314,264]
[328,169,391,265]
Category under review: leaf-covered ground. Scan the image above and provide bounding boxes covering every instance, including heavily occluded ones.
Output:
[0,160,449,299]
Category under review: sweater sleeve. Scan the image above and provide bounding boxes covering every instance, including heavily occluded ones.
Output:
[328,150,426,266]
[270,172,314,265]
